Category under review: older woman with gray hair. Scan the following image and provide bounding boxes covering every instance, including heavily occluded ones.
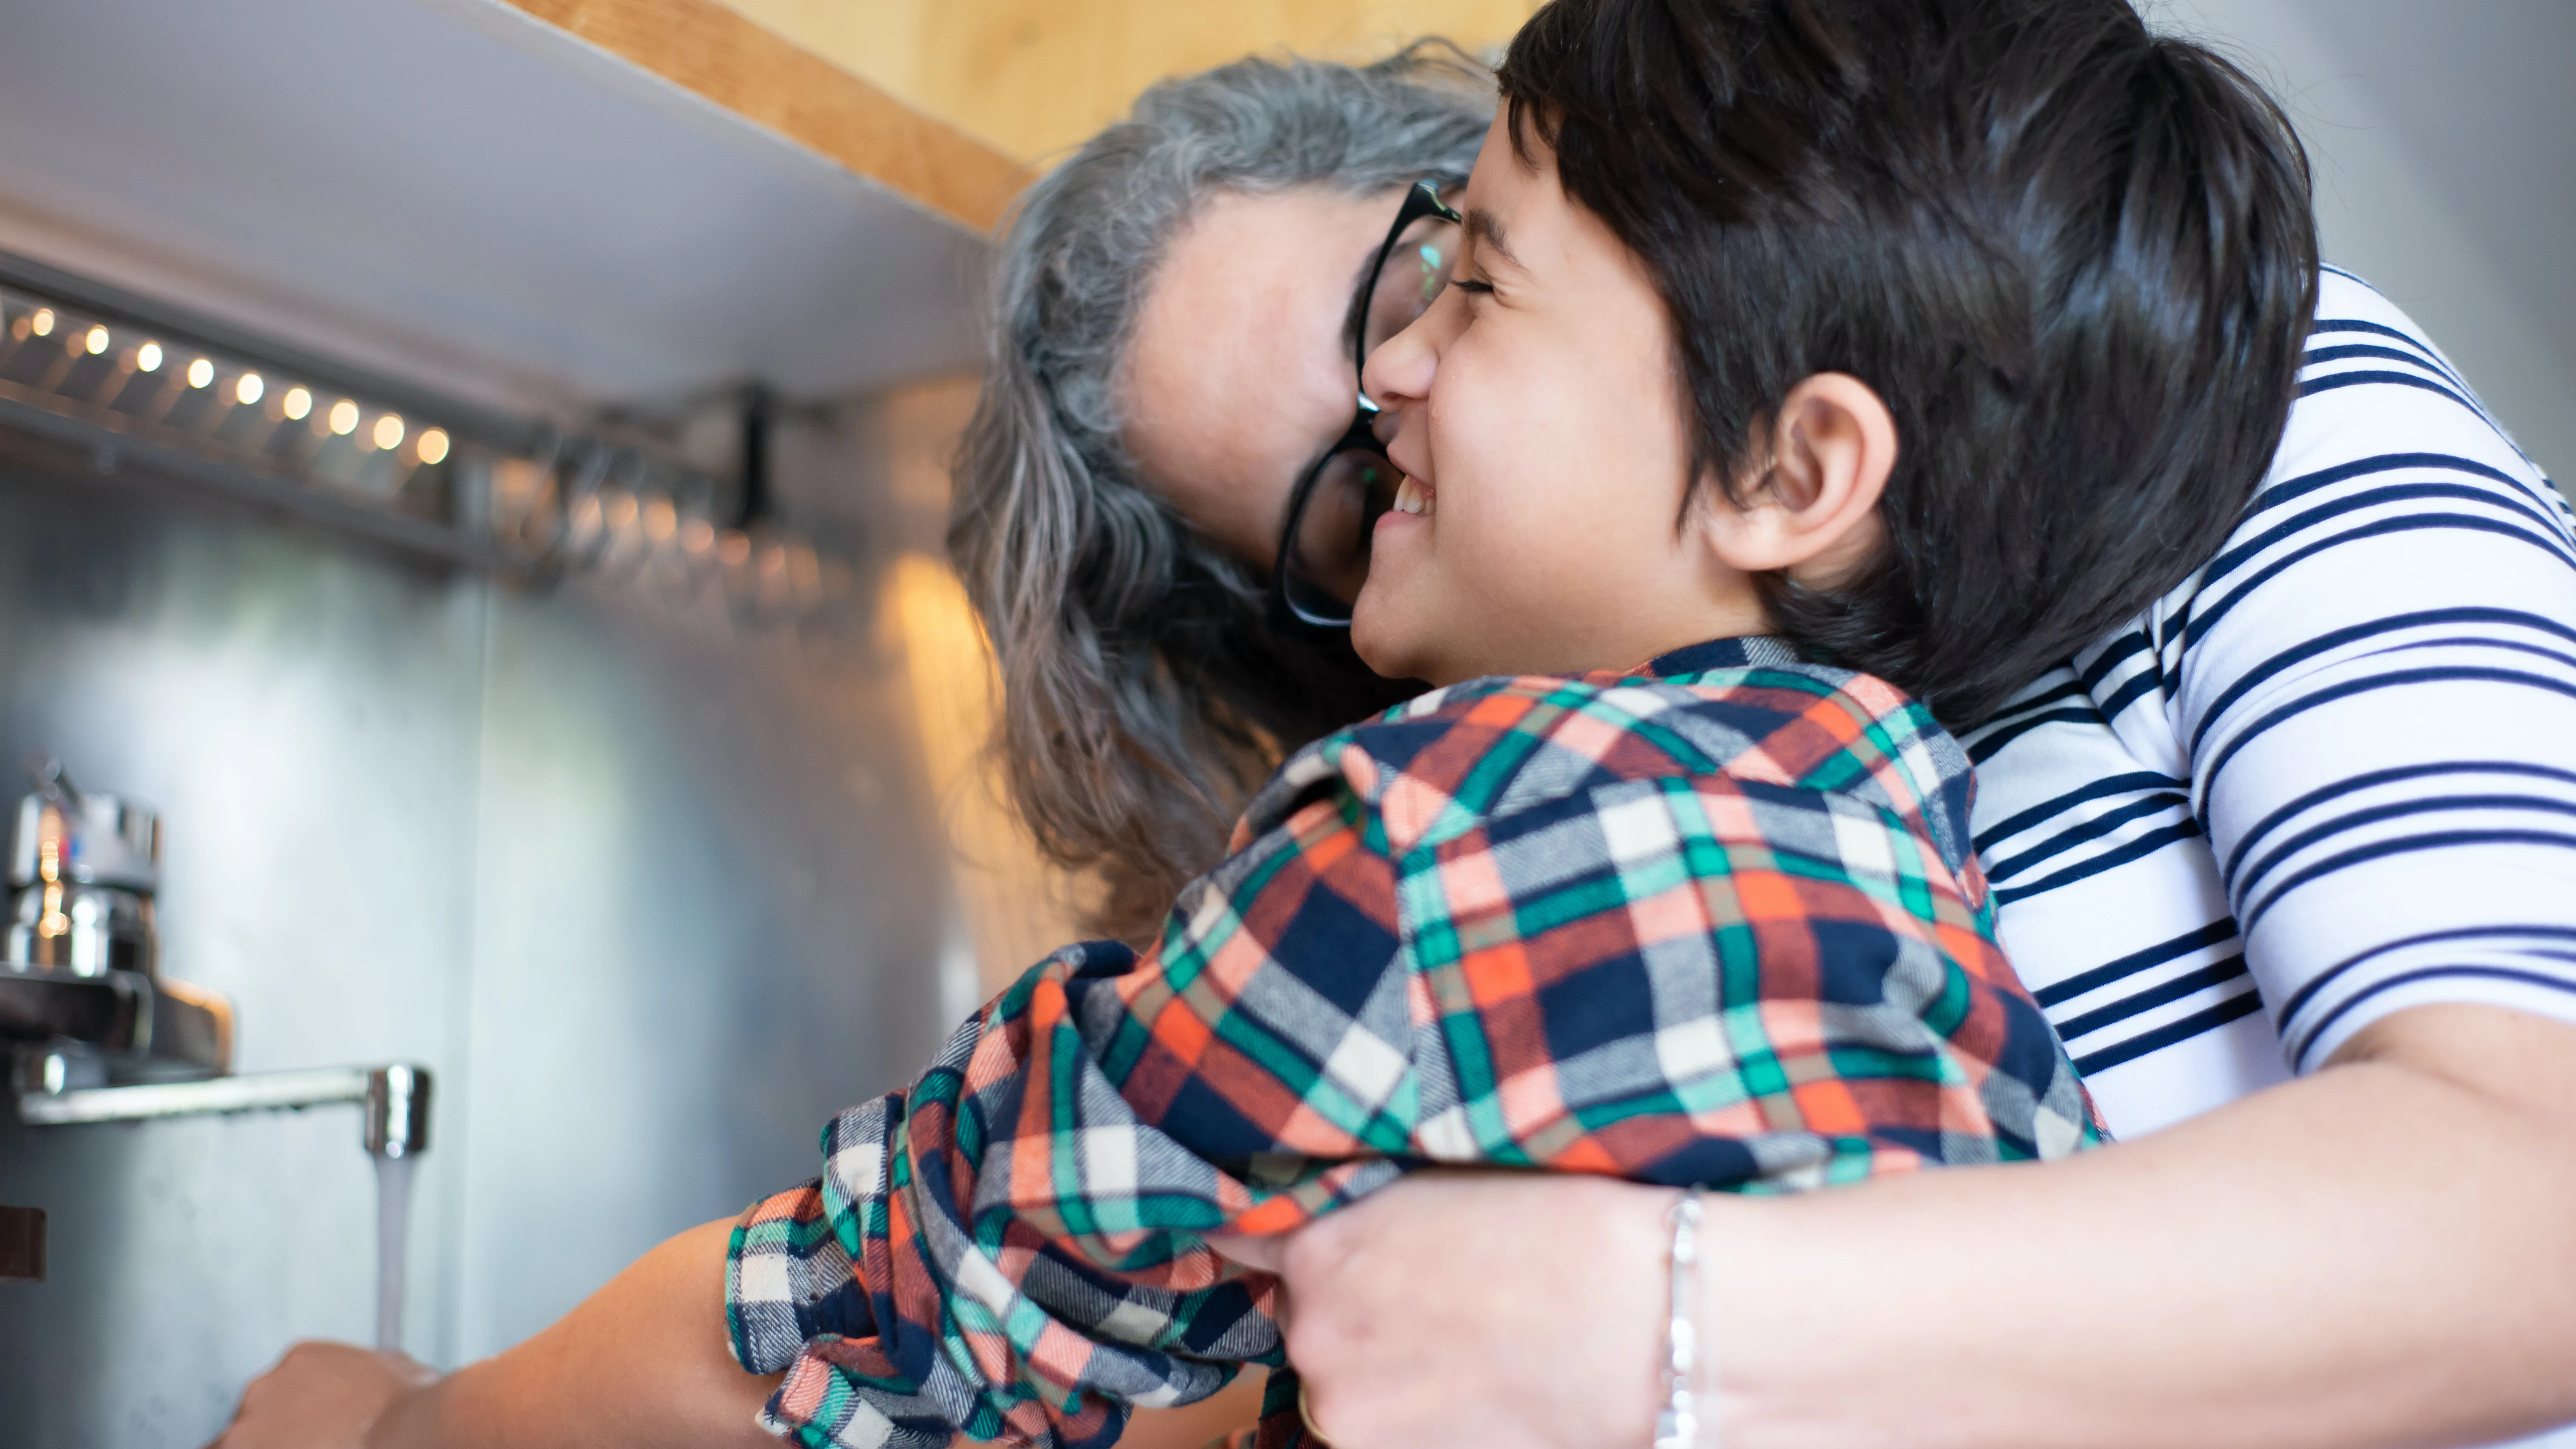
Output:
[217,27,2576,1449]
[948,44,1486,942]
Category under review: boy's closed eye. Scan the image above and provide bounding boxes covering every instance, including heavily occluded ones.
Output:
[1455,208,1523,300]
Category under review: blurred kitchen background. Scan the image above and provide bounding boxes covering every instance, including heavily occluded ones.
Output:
[0,1,2564,1445]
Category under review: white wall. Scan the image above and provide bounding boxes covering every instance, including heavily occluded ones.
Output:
[2152,0,2576,486]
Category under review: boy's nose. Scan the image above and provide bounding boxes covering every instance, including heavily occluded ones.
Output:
[1359,306,1440,413]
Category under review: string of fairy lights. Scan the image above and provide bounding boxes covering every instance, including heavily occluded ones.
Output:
[0,282,847,623]
[1,289,451,509]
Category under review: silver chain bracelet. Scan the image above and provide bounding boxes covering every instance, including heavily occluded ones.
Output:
[1652,1187,1707,1449]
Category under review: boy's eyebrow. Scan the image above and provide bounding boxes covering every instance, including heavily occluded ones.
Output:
[1464,209,1524,272]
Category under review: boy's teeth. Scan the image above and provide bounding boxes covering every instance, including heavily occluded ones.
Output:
[1392,475,1432,515]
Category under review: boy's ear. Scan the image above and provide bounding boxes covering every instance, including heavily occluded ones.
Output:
[1698,373,1896,585]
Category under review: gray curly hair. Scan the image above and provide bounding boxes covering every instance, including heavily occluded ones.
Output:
[948,45,1493,942]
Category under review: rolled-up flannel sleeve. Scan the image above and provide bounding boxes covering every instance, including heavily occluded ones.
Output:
[722,767,1409,1449]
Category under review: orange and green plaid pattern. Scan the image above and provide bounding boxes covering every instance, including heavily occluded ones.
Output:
[727,638,2100,1449]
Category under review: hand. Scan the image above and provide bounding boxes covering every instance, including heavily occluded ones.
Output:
[209,1341,437,1449]
[1265,1172,1671,1449]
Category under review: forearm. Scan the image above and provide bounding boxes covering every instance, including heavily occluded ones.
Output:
[341,1213,1250,1449]
[371,1220,780,1449]
[1706,1005,2576,1449]
[1272,1005,2576,1449]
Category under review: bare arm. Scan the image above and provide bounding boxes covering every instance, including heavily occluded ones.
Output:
[363,1220,776,1449]
[212,1221,781,1449]
[1268,1004,2576,1449]
[215,1219,1257,1449]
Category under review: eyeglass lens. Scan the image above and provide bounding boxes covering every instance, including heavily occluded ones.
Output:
[1360,211,1461,369]
[1282,204,1461,618]
[1283,446,1399,615]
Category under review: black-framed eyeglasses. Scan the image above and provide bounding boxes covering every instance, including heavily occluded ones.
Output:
[1269,179,1464,631]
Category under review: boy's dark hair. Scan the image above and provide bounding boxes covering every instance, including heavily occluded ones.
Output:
[1497,0,2317,726]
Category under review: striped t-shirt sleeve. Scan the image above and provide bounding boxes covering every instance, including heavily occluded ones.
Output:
[2120,269,2576,1071]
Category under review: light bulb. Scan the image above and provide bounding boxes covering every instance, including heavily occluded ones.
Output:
[328,399,360,435]
[235,373,264,405]
[30,309,53,337]
[136,343,163,373]
[83,325,110,355]
[372,414,403,450]
[415,427,449,465]
[187,358,214,388]
[282,387,312,420]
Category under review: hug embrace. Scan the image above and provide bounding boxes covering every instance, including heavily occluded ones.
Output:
[221,1,2576,1448]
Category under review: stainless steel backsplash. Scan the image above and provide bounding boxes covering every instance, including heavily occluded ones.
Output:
[0,417,958,1445]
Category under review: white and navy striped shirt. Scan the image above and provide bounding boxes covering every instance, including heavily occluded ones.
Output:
[1974,268,2576,1142]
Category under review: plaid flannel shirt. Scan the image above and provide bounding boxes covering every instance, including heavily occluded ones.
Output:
[727,637,2100,1449]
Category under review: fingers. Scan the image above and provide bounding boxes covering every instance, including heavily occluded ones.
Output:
[1261,1173,1670,1449]
[1202,1231,1285,1273]
[205,1340,432,1449]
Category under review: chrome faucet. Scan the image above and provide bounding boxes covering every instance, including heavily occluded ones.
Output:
[3,757,434,1148]
[2,760,434,1339]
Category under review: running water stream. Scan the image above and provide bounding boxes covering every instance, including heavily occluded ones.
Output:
[374,1152,417,1352]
